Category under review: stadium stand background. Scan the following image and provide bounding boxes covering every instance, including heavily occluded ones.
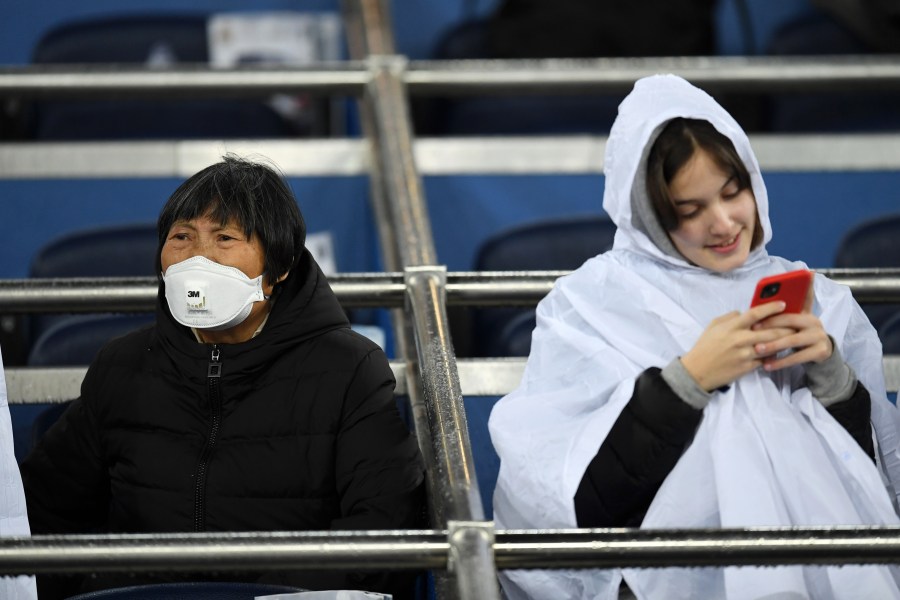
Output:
[0,2,899,593]
[3,0,899,288]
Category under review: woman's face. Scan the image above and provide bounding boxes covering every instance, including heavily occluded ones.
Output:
[667,148,757,273]
[161,212,275,341]
[161,213,267,282]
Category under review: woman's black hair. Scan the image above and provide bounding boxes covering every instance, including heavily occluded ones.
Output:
[156,155,306,285]
[646,117,763,249]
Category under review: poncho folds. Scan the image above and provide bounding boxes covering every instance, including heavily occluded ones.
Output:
[488,74,900,599]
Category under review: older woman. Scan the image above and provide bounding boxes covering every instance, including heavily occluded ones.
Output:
[22,156,426,599]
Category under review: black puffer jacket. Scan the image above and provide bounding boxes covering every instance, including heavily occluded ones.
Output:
[21,250,426,598]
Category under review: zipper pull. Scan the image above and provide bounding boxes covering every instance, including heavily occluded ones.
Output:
[208,346,221,378]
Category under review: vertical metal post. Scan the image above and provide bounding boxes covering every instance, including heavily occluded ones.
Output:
[341,2,501,598]
[449,521,499,600]
[405,267,485,523]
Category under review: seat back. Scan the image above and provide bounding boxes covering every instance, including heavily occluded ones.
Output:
[27,223,159,348]
[27,314,154,367]
[30,223,159,279]
[833,213,900,333]
[470,215,616,357]
[19,224,158,462]
[19,313,154,462]
[26,14,300,140]
[879,313,900,355]
[417,19,619,135]
[766,13,900,132]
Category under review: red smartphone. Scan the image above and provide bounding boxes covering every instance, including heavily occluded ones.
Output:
[750,269,813,314]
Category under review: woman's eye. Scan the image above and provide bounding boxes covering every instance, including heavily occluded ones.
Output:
[722,178,741,199]
[170,233,189,241]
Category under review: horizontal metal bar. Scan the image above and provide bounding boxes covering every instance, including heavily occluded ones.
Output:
[3,57,900,99]
[405,56,900,95]
[494,526,900,569]
[0,530,448,575]
[9,356,900,405]
[2,270,899,314]
[6,367,87,405]
[0,64,369,99]
[3,134,899,180]
[2,527,900,576]
[0,140,369,179]
[0,275,407,313]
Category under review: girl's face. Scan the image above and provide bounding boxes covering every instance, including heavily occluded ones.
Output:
[668,148,757,273]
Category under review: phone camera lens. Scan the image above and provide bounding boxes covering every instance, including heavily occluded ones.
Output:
[760,283,781,299]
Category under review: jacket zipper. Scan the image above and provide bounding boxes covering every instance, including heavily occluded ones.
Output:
[193,345,222,532]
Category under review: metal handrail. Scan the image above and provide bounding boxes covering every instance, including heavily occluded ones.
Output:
[9,356,900,405]
[2,269,900,313]
[3,55,900,98]
[2,526,900,576]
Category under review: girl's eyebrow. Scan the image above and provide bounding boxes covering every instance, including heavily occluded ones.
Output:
[672,174,737,205]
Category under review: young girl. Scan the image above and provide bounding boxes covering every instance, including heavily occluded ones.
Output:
[489,74,900,599]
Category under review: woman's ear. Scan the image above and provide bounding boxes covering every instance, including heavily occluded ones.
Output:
[276,270,290,284]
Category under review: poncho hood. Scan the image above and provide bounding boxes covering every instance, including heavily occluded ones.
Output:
[604,73,771,271]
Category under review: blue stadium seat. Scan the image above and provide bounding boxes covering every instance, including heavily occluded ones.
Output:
[415,19,620,136]
[879,313,900,356]
[470,215,616,357]
[27,314,154,367]
[24,14,306,140]
[18,313,154,463]
[766,13,900,132]
[833,213,900,335]
[27,222,158,348]
[65,581,304,600]
[30,223,159,280]
[19,223,157,463]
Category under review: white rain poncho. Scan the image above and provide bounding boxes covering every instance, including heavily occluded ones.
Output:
[0,348,37,599]
[488,74,900,600]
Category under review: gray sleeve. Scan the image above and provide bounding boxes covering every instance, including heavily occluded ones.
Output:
[803,336,857,407]
[661,358,714,410]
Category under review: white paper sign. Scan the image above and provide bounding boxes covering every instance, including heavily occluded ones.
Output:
[208,12,342,67]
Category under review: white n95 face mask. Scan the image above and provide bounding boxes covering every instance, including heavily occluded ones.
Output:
[163,256,268,331]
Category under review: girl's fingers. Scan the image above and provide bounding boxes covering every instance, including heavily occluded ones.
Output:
[760,332,832,371]
[751,327,796,344]
[755,311,819,331]
[744,301,787,325]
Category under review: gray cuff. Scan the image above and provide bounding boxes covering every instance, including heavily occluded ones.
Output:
[661,358,713,410]
[804,337,858,407]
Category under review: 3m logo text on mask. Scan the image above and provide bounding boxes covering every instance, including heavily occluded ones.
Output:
[186,286,207,310]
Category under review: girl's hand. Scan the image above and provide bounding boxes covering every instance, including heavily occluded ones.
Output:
[751,285,833,371]
[681,301,797,392]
